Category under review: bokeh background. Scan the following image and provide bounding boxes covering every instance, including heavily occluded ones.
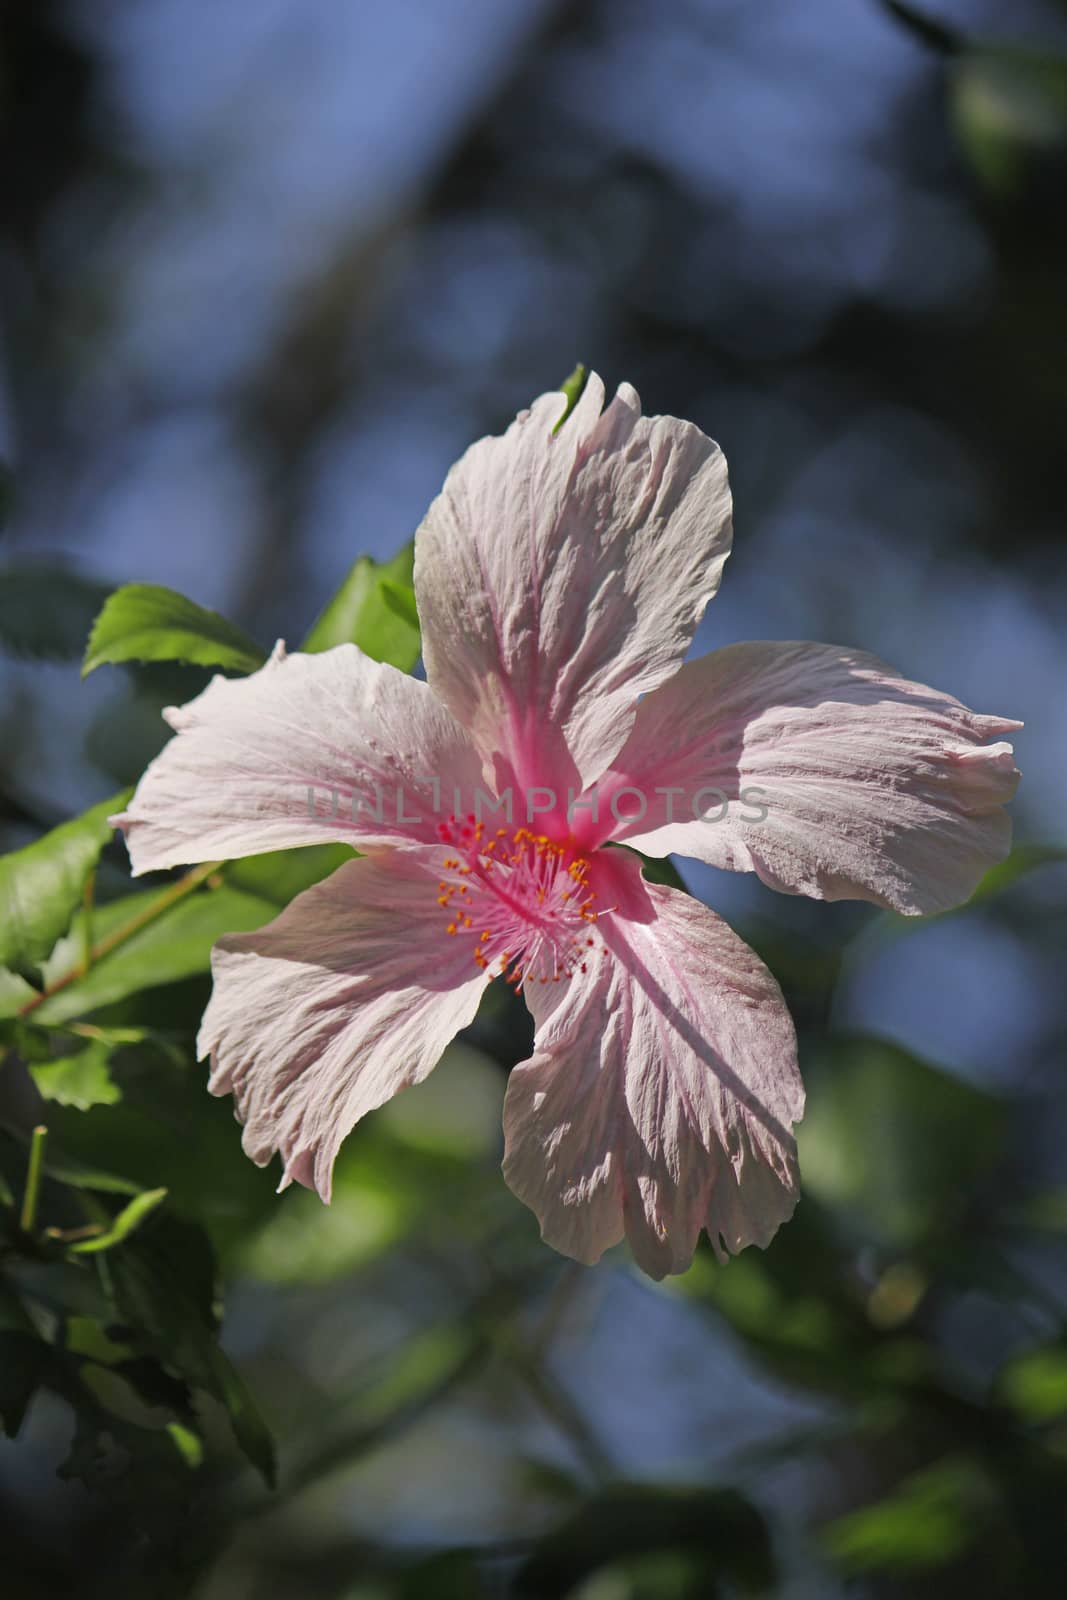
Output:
[2,1,1067,1596]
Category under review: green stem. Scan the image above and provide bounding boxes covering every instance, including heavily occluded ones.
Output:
[19,1124,48,1235]
[16,860,223,1019]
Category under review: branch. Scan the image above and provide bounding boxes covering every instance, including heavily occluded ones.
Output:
[16,860,223,1019]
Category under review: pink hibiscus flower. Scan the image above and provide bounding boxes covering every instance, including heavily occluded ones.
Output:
[113,375,1021,1278]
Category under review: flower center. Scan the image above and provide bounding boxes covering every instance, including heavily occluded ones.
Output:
[436,814,601,987]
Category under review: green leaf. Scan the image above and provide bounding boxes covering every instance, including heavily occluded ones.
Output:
[9,1025,276,1247]
[952,45,1067,197]
[623,846,690,894]
[552,362,588,433]
[0,792,129,977]
[68,1187,168,1254]
[109,1217,275,1484]
[83,584,267,678]
[0,1125,140,1196]
[56,1403,205,1495]
[0,567,115,661]
[303,543,420,670]
[0,968,36,1016]
[1000,1344,1067,1423]
[968,842,1067,904]
[224,842,356,906]
[33,884,278,1024]
[64,1316,134,1364]
[200,1340,276,1487]
[166,1420,204,1469]
[379,577,420,629]
[29,1038,122,1111]
[41,1152,144,1197]
[822,1458,991,1575]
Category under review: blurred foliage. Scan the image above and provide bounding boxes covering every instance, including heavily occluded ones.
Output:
[514,1484,776,1597]
[850,2,1067,207]
[0,566,114,662]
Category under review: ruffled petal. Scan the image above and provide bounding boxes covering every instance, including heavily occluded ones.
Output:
[112,642,485,873]
[198,849,490,1199]
[502,854,802,1279]
[602,641,1022,915]
[414,373,732,794]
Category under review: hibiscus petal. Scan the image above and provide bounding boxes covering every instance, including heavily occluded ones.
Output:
[198,850,490,1199]
[502,856,802,1278]
[112,642,484,873]
[414,373,732,793]
[602,641,1022,915]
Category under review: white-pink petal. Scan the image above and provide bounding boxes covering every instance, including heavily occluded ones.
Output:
[502,857,802,1278]
[414,373,733,795]
[112,642,484,874]
[198,850,491,1199]
[605,641,1022,915]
